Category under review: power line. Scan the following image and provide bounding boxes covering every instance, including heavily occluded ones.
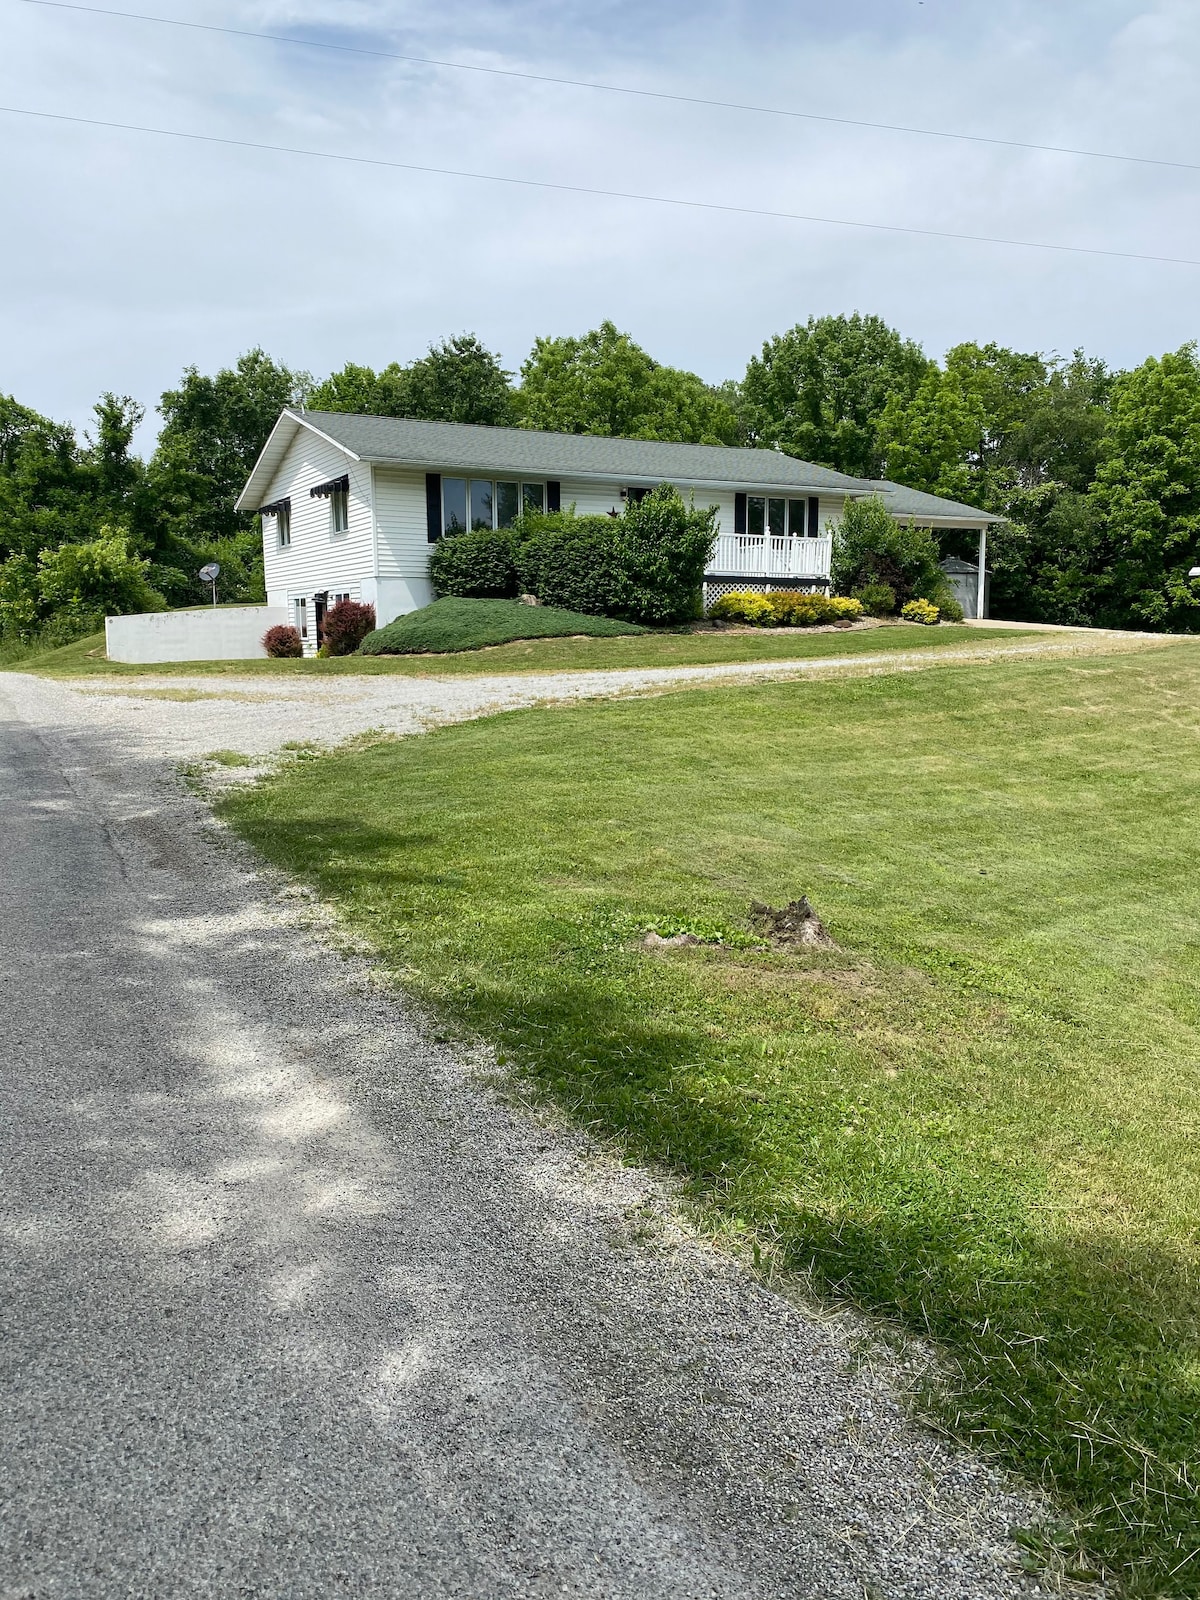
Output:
[4,103,1197,268]
[17,0,1200,177]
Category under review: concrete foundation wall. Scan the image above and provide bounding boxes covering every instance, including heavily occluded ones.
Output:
[105,606,290,664]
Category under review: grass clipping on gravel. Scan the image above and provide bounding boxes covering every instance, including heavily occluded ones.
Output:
[222,636,1200,1593]
[358,595,648,654]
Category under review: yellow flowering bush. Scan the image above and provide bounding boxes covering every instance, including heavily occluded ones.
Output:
[709,590,864,627]
[708,591,776,625]
[900,597,941,625]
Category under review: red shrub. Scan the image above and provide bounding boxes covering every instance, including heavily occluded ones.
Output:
[262,624,303,658]
[321,599,376,656]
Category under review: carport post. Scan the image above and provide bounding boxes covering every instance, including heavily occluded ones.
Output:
[976,526,987,618]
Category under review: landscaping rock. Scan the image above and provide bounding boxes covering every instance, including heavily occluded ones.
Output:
[750,896,838,949]
[643,930,702,950]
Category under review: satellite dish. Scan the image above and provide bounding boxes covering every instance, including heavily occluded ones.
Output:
[199,562,220,582]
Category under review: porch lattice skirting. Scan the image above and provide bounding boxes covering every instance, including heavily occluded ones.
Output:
[703,577,832,610]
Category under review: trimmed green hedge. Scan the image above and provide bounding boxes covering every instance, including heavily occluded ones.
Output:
[428,528,518,598]
[426,485,717,626]
[357,597,648,655]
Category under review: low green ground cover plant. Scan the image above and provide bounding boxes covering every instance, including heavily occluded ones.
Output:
[708,590,864,626]
[222,640,1200,1593]
[358,596,648,654]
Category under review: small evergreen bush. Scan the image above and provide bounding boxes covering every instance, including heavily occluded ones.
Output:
[263,624,303,657]
[934,590,965,622]
[430,528,519,599]
[900,597,940,625]
[321,599,376,655]
[853,580,897,616]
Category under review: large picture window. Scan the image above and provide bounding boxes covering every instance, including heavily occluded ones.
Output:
[443,477,545,535]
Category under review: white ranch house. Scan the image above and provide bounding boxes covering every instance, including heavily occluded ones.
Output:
[236,410,1001,647]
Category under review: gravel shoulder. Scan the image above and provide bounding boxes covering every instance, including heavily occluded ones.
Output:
[0,668,1075,1598]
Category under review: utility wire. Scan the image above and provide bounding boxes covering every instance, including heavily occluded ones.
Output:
[3,104,1197,268]
[17,0,1200,177]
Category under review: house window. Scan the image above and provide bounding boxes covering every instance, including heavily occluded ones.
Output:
[443,477,468,534]
[470,480,494,530]
[442,477,546,535]
[276,503,291,547]
[746,495,817,538]
[330,483,349,534]
[294,597,307,639]
[496,481,520,527]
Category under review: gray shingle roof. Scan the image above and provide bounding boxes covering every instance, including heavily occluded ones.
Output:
[866,479,1003,525]
[298,410,867,491]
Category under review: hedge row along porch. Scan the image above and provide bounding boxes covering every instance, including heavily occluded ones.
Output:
[237,411,1001,649]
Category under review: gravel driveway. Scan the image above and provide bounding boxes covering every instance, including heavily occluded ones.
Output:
[3,631,1153,762]
[1,665,1065,1598]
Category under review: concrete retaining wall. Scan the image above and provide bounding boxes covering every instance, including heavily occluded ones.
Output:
[105,607,290,664]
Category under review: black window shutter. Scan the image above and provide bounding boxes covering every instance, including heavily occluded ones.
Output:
[546,480,561,513]
[734,492,747,536]
[808,496,820,537]
[426,473,442,542]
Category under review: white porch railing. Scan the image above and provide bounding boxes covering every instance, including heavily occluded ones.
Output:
[707,533,832,582]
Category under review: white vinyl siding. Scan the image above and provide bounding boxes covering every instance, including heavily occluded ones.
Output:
[260,431,374,599]
[372,467,432,580]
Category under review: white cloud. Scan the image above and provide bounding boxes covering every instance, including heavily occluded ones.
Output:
[2,0,1198,443]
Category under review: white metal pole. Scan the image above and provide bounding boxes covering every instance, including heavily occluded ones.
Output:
[976,526,987,619]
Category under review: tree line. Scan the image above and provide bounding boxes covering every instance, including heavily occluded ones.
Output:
[3,314,1200,646]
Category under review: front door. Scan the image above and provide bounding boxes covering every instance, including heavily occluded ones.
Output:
[313,593,328,649]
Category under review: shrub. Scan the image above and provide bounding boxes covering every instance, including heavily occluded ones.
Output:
[430,528,519,599]
[708,590,864,627]
[617,485,716,625]
[321,599,376,655]
[933,589,965,622]
[358,596,647,655]
[263,624,303,657]
[900,597,940,625]
[767,591,863,626]
[831,497,943,607]
[515,515,627,617]
[853,580,897,616]
[513,486,717,626]
[2,527,166,645]
[708,591,776,625]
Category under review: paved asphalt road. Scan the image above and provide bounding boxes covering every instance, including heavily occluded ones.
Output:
[0,679,1041,1599]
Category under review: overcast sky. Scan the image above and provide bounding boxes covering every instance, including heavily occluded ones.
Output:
[3,0,1200,447]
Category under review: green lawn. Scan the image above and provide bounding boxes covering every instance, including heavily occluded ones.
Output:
[4,622,1036,679]
[226,641,1199,1591]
